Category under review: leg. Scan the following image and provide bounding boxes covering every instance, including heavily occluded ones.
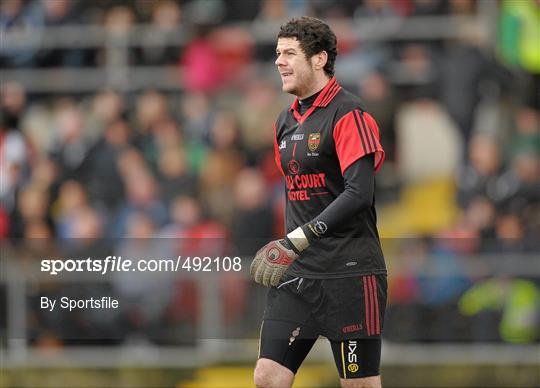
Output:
[340,375,382,388]
[330,339,382,387]
[254,358,294,388]
[254,319,318,388]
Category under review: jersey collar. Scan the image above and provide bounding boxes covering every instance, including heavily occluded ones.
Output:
[289,77,342,123]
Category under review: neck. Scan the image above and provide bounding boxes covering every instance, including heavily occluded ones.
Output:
[297,74,331,99]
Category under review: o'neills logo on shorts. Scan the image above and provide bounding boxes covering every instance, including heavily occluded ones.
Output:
[342,323,362,333]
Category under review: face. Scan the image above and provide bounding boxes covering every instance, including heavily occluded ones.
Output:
[275,38,316,98]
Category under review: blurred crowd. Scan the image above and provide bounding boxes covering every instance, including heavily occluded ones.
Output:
[1,0,539,345]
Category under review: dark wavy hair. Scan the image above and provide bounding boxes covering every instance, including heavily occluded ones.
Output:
[277,17,337,77]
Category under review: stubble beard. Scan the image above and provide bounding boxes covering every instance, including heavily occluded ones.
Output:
[286,67,316,99]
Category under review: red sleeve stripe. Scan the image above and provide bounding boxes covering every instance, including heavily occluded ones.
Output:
[333,109,386,174]
[359,111,377,152]
[273,122,285,176]
[362,112,386,173]
[352,110,368,155]
[354,110,373,153]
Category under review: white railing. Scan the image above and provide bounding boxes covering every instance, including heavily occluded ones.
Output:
[1,9,497,93]
[1,16,485,50]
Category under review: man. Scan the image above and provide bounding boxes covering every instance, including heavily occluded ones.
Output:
[250,17,387,388]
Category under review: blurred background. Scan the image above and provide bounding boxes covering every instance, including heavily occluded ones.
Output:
[1,0,539,387]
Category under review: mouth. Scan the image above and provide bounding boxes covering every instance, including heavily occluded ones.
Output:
[280,72,293,79]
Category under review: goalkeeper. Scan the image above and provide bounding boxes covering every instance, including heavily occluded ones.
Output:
[251,17,387,388]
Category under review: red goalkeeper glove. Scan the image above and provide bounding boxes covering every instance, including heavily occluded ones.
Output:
[250,227,309,287]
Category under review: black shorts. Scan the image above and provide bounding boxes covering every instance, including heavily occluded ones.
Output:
[259,273,387,378]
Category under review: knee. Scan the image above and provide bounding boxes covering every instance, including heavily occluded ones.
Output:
[254,358,293,388]
[340,375,381,388]
[253,363,271,388]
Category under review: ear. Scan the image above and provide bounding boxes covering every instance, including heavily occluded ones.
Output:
[312,51,328,71]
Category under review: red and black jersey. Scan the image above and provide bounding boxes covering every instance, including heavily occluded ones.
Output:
[274,77,386,278]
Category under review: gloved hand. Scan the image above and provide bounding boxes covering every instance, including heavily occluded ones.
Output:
[250,227,309,287]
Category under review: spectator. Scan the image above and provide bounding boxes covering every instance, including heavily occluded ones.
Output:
[171,195,227,257]
[456,133,503,207]
[437,33,496,154]
[449,0,476,15]
[104,5,135,38]
[235,79,282,163]
[409,0,447,16]
[397,43,437,100]
[0,82,30,212]
[210,26,255,86]
[180,92,213,144]
[396,97,462,182]
[112,212,174,339]
[87,89,126,138]
[180,25,223,93]
[0,124,29,213]
[1,81,27,131]
[112,156,168,237]
[137,0,182,66]
[157,147,197,207]
[135,90,169,135]
[31,0,87,67]
[0,0,42,67]
[10,183,50,238]
[48,103,94,182]
[0,206,8,238]
[499,0,540,75]
[495,150,540,211]
[199,114,245,224]
[230,168,274,255]
[138,117,182,172]
[462,196,497,251]
[53,180,89,238]
[484,211,530,253]
[507,107,540,161]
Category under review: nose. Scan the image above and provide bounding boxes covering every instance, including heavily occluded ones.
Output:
[275,54,286,67]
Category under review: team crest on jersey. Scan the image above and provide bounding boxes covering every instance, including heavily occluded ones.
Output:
[308,133,320,152]
[287,159,300,175]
